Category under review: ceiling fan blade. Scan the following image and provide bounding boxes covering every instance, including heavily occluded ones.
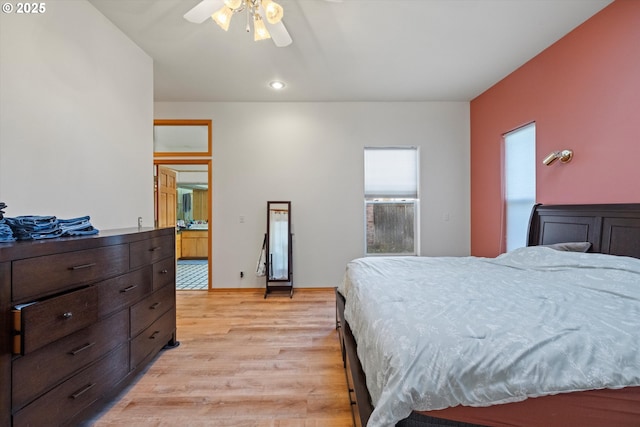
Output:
[184,0,224,24]
[267,20,292,47]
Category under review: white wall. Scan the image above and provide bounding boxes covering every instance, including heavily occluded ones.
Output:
[0,1,154,230]
[155,102,470,288]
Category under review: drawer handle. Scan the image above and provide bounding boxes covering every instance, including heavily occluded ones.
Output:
[62,312,73,319]
[149,246,161,252]
[150,302,161,310]
[120,284,139,293]
[70,383,95,399]
[160,269,169,275]
[69,263,96,270]
[149,330,161,340]
[69,342,96,355]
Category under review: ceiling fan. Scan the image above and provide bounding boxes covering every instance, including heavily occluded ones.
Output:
[184,0,293,47]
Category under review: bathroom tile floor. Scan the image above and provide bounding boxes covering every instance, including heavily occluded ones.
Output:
[176,260,208,290]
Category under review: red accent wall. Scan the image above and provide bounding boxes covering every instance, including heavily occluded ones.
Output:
[470,0,640,257]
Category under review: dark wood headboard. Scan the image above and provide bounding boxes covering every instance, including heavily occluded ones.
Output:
[527,203,640,259]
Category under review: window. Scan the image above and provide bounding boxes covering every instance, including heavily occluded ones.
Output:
[504,123,536,251]
[364,147,419,255]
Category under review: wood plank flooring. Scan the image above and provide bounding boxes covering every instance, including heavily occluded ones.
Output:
[91,289,353,427]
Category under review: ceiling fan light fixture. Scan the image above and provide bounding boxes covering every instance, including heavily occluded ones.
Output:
[262,0,284,24]
[186,0,290,46]
[212,6,233,31]
[253,14,271,41]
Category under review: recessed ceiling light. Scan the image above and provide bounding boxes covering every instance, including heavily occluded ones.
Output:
[269,81,285,90]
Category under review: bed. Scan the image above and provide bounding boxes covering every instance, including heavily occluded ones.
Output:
[336,203,640,427]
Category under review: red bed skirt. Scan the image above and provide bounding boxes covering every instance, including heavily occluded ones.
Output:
[416,387,640,427]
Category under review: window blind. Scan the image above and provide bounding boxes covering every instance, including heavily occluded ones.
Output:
[364,147,418,199]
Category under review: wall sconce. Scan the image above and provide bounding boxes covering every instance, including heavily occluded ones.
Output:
[542,149,573,166]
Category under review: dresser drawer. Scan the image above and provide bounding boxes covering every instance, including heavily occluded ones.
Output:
[130,284,175,338]
[153,257,175,291]
[131,307,176,370]
[16,286,98,354]
[12,244,129,302]
[130,234,174,270]
[12,309,128,411]
[98,267,152,318]
[12,344,129,427]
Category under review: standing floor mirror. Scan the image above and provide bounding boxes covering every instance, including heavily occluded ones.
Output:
[265,201,293,298]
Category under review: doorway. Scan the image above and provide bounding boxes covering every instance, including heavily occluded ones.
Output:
[154,159,212,291]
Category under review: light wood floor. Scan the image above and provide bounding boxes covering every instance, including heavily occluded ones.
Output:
[91,289,353,427]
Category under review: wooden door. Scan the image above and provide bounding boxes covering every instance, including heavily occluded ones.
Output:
[157,166,177,228]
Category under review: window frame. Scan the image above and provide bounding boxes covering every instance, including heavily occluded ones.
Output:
[503,123,536,252]
[364,146,420,256]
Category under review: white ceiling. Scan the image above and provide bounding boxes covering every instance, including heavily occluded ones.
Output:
[88,0,612,102]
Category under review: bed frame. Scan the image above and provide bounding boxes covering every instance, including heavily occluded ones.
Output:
[336,203,640,427]
[527,203,640,258]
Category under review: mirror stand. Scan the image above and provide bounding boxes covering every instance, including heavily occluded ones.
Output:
[265,201,293,298]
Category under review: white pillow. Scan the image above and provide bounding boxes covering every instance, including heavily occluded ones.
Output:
[541,241,592,252]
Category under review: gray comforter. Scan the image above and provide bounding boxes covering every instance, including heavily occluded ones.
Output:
[339,247,640,427]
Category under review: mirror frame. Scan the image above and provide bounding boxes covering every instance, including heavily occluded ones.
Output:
[154,119,212,157]
[266,201,292,283]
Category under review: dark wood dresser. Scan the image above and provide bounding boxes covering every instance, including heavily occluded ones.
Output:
[0,227,177,426]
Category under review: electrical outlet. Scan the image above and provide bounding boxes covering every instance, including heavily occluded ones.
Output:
[240,271,244,278]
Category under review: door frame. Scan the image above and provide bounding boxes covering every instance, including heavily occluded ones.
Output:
[154,158,212,291]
